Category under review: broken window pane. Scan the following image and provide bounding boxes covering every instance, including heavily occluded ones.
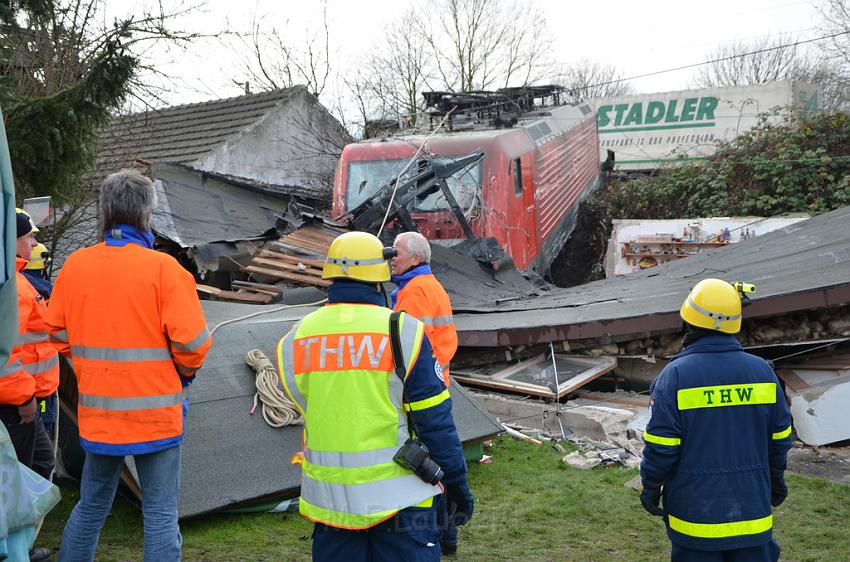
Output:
[453,354,617,399]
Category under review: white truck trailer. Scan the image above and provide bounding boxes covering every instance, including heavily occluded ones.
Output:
[592,80,820,172]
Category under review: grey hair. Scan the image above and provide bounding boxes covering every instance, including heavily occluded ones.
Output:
[99,169,158,233]
[397,231,431,264]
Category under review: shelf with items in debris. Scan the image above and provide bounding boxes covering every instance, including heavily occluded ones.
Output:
[621,240,730,266]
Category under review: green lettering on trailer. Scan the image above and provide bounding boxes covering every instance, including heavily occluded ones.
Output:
[665,100,680,123]
[696,97,718,120]
[645,101,665,124]
[598,105,613,127]
[679,98,698,121]
[623,103,643,126]
[613,104,629,126]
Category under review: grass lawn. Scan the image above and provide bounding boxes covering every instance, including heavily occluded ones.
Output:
[39,437,850,561]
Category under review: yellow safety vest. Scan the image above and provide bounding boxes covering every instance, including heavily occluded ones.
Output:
[277,303,440,529]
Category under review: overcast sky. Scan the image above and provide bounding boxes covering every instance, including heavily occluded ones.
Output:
[108,0,821,109]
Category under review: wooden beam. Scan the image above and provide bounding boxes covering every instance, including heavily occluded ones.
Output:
[251,257,325,277]
[244,265,331,287]
[259,249,325,268]
[196,284,223,295]
[231,280,283,293]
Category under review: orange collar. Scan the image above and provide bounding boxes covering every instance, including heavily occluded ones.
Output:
[16,256,27,272]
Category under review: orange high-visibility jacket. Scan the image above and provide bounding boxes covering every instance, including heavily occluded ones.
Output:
[0,258,59,407]
[45,241,211,454]
[393,273,457,386]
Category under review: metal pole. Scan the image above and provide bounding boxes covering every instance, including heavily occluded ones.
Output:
[550,342,567,441]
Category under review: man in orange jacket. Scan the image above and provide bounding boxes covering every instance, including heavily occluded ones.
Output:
[390,231,460,556]
[391,232,458,387]
[0,209,59,478]
[45,169,211,562]
[0,209,60,561]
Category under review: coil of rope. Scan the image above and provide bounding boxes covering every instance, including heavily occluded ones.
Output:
[245,349,303,428]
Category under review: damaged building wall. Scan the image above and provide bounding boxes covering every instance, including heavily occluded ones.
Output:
[572,305,850,359]
[196,88,351,199]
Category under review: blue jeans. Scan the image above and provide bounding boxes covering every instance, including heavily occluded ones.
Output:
[58,445,182,562]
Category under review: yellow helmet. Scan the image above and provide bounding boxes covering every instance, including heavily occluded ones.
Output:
[680,278,742,334]
[322,231,391,282]
[16,207,39,233]
[25,243,50,270]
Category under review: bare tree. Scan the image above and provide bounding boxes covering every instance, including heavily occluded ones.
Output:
[817,0,850,68]
[229,2,331,98]
[694,34,812,88]
[423,0,552,92]
[0,0,211,262]
[358,9,433,129]
[557,59,634,100]
[814,0,850,108]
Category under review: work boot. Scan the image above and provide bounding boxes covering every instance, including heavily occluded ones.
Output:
[441,541,457,556]
[29,547,52,561]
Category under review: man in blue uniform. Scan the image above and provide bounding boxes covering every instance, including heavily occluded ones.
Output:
[277,232,474,561]
[640,279,793,562]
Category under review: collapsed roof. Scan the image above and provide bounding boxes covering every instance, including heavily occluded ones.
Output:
[171,301,502,518]
[453,206,850,347]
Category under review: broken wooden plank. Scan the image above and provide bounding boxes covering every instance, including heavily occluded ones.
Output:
[271,241,327,257]
[279,237,331,254]
[196,284,223,295]
[201,288,273,303]
[252,257,325,278]
[245,265,332,287]
[254,253,325,275]
[231,280,284,293]
[283,228,335,245]
[237,286,281,297]
[289,227,338,243]
[258,249,325,269]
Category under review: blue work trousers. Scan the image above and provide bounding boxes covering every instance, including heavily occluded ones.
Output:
[436,491,457,550]
[58,445,182,562]
[672,539,780,562]
[313,501,440,562]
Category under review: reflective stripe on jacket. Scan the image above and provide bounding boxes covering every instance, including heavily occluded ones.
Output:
[0,258,57,407]
[393,273,457,386]
[15,258,59,399]
[44,240,211,455]
[277,303,441,529]
[640,334,793,551]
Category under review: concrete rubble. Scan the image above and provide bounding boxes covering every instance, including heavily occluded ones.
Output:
[777,349,850,446]
[475,389,647,470]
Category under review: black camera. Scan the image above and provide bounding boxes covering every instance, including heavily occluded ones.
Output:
[393,438,444,485]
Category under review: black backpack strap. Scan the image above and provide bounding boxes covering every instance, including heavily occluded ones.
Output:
[389,311,406,381]
[389,311,421,438]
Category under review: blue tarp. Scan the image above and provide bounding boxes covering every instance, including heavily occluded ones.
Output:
[0,426,61,560]
[1,105,18,367]
[0,104,62,561]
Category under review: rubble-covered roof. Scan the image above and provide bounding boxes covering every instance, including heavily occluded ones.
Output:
[454,206,850,347]
[150,163,293,249]
[177,300,502,518]
[96,87,298,175]
[427,242,544,308]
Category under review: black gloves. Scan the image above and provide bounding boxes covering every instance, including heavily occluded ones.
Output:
[770,470,788,507]
[446,481,475,526]
[640,485,664,517]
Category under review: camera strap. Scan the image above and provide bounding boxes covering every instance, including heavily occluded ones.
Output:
[389,311,422,440]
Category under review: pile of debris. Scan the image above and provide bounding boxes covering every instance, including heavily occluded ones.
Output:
[196,222,347,304]
[483,388,649,471]
[243,223,343,289]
